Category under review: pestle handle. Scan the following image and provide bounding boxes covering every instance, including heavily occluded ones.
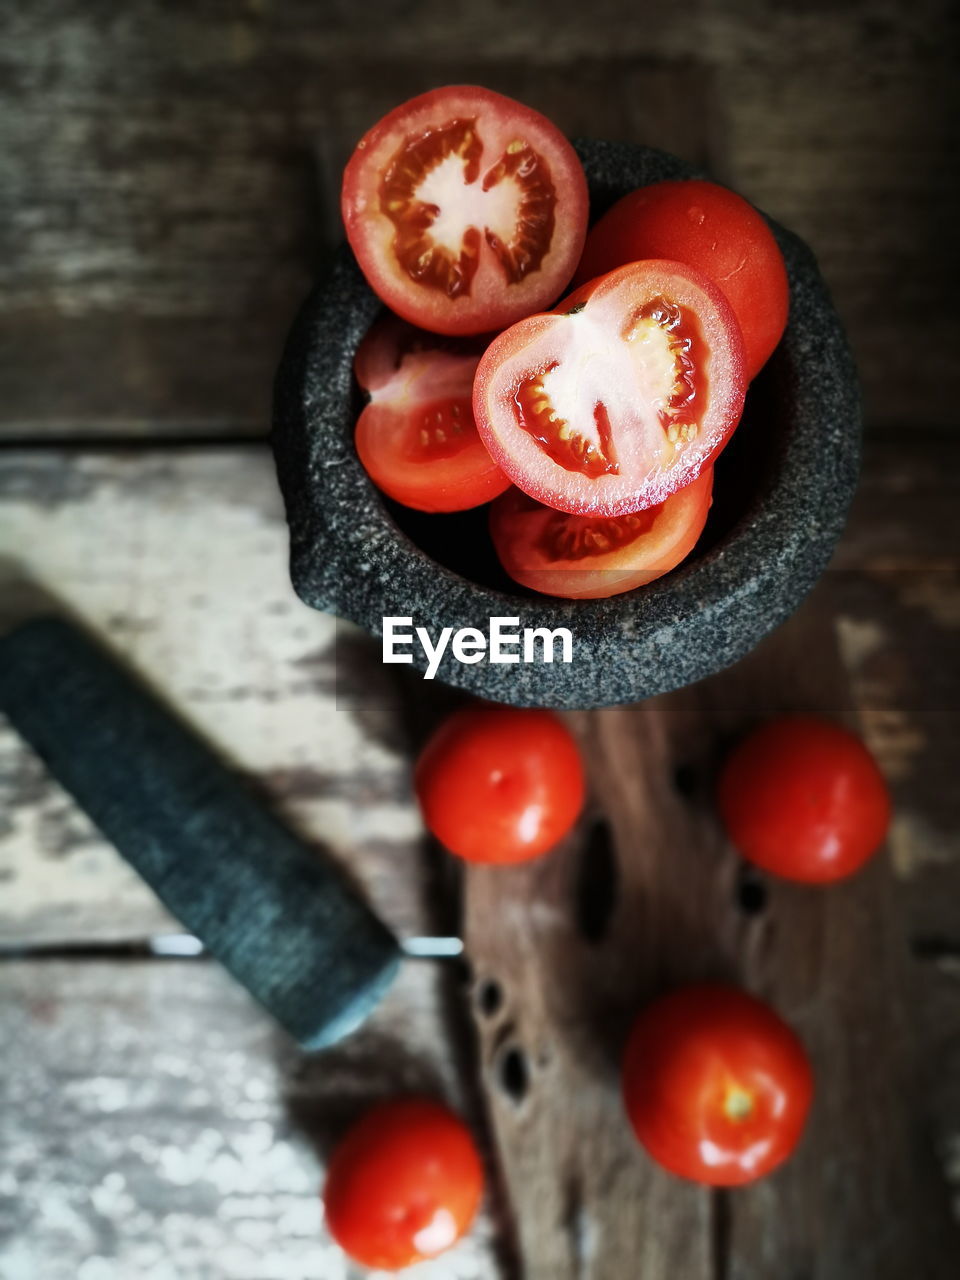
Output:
[0,616,401,1049]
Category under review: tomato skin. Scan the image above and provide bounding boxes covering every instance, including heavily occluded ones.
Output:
[574,180,788,379]
[415,707,585,864]
[354,316,509,513]
[622,985,813,1187]
[717,715,891,883]
[342,86,588,336]
[473,260,745,517]
[323,1098,483,1270]
[490,468,713,599]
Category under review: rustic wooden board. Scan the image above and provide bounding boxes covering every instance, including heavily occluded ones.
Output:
[1,438,958,1275]
[0,447,438,946]
[0,957,498,1280]
[463,593,960,1277]
[1,2,956,437]
[0,447,506,1275]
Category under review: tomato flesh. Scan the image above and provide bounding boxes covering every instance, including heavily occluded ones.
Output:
[574,179,788,379]
[490,467,713,599]
[415,707,585,864]
[717,715,891,883]
[342,86,588,335]
[622,985,814,1187]
[354,316,509,512]
[323,1097,483,1270]
[473,261,745,516]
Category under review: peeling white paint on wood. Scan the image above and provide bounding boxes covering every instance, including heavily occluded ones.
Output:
[0,959,496,1280]
[0,449,425,945]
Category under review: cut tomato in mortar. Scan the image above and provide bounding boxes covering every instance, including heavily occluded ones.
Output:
[473,261,745,516]
[354,316,509,512]
[574,180,788,379]
[342,86,588,336]
[490,468,713,599]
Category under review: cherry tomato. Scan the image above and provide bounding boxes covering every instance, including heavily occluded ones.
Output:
[415,706,584,863]
[490,467,713,599]
[354,316,509,512]
[717,714,891,883]
[622,984,813,1187]
[342,86,588,336]
[323,1097,483,1270]
[473,261,745,517]
[573,179,789,380]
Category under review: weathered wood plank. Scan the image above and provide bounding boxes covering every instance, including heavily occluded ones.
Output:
[0,2,955,435]
[2,436,958,1274]
[0,957,497,1279]
[0,448,429,945]
[463,597,959,1277]
[4,435,957,944]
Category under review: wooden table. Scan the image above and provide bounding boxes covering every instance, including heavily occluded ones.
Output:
[1,4,958,1277]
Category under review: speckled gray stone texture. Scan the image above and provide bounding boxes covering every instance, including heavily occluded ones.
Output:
[0,617,401,1049]
[272,140,860,709]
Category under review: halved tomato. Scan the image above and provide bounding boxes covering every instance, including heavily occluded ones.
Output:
[473,261,745,516]
[354,316,509,513]
[490,468,713,599]
[341,86,588,336]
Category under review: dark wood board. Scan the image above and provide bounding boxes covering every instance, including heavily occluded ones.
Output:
[464,597,959,1278]
[1,1,957,437]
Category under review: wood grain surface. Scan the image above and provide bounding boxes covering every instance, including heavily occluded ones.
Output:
[2,2,959,1272]
[1,435,958,1275]
[1,1,956,438]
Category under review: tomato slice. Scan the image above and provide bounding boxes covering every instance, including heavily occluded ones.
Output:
[354,316,510,513]
[342,86,588,336]
[473,261,745,517]
[490,467,713,599]
[573,180,789,380]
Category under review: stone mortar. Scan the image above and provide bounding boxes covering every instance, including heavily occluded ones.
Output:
[272,140,860,710]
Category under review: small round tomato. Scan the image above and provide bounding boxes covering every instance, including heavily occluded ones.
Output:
[574,179,789,380]
[354,316,509,512]
[323,1097,483,1271]
[490,467,713,599]
[342,86,588,336]
[622,984,813,1187]
[415,706,584,863]
[717,715,891,883]
[473,261,745,517]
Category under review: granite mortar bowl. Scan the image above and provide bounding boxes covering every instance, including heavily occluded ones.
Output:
[272,139,860,710]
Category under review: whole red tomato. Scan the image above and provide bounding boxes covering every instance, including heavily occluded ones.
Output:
[717,715,891,883]
[415,706,585,863]
[622,984,813,1186]
[323,1097,483,1270]
[574,179,788,379]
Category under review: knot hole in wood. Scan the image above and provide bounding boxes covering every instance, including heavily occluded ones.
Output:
[574,814,619,944]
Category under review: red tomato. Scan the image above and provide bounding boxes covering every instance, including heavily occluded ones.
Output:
[490,467,713,599]
[473,261,745,517]
[415,706,584,864]
[341,86,588,336]
[717,715,891,883]
[354,316,509,512]
[622,984,813,1187]
[323,1098,483,1270]
[574,180,789,380]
